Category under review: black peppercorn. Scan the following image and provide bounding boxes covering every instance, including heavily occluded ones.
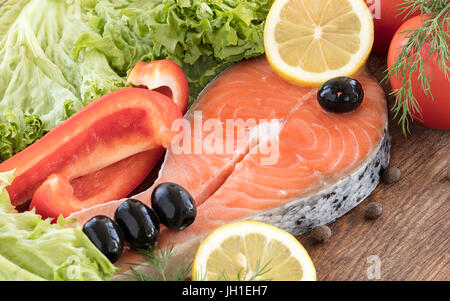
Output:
[365,202,382,220]
[311,225,331,243]
[382,166,401,184]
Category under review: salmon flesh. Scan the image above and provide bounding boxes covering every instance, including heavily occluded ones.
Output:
[69,56,390,279]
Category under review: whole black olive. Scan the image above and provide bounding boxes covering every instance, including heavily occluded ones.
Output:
[83,216,124,263]
[317,77,364,113]
[151,182,196,230]
[114,199,160,250]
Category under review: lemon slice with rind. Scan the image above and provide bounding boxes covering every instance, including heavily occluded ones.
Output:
[264,0,374,87]
[192,221,316,281]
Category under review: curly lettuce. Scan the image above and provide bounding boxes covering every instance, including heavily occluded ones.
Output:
[0,170,118,281]
[145,0,273,98]
[79,0,273,100]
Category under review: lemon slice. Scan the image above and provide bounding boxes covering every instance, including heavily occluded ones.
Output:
[264,0,374,86]
[192,221,316,281]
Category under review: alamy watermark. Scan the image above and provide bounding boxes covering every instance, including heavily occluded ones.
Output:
[67,0,81,20]
[170,112,283,166]
[66,255,81,280]
[366,0,382,20]
[366,255,382,280]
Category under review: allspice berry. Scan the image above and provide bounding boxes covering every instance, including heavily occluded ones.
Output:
[382,166,401,184]
[365,202,382,220]
[311,225,331,243]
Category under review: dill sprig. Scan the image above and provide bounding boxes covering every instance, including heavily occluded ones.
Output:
[383,0,449,135]
[196,259,274,281]
[125,242,276,281]
[236,259,273,281]
[128,244,191,281]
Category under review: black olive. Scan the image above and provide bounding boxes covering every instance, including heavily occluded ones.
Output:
[83,216,124,263]
[317,77,364,113]
[151,182,196,230]
[114,199,160,250]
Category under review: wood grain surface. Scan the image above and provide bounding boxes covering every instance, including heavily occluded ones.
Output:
[296,55,450,281]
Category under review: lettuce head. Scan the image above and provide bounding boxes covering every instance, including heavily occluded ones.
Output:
[0,0,126,162]
[0,0,272,161]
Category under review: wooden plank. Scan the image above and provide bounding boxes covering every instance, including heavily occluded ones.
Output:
[297,55,450,281]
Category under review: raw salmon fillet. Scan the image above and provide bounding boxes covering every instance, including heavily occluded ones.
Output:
[69,56,389,278]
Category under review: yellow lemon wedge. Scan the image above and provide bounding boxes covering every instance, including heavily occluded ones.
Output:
[192,221,316,281]
[264,0,374,87]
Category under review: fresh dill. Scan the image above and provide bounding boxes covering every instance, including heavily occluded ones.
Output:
[124,240,276,281]
[127,244,191,281]
[238,259,273,281]
[196,259,274,281]
[126,242,279,281]
[383,0,449,134]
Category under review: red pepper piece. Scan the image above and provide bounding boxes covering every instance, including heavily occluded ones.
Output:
[69,149,163,201]
[0,88,183,210]
[31,149,164,219]
[58,60,189,217]
[2,60,188,219]
[66,59,190,209]
[128,59,189,113]
[32,174,91,219]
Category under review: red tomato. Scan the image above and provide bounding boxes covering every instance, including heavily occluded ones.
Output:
[364,0,419,56]
[388,15,450,130]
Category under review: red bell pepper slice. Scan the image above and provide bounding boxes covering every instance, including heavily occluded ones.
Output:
[31,149,164,219]
[64,59,189,214]
[1,60,188,219]
[128,59,189,113]
[69,149,163,202]
[0,88,182,209]
[66,59,189,209]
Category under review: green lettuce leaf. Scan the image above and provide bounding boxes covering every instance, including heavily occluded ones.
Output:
[0,170,118,281]
[0,0,125,162]
[0,169,15,212]
[139,0,273,101]
[0,253,46,281]
[79,0,273,102]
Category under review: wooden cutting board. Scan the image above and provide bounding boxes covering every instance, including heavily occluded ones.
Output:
[296,55,450,281]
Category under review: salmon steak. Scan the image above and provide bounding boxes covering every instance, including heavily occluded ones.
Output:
[70,56,390,278]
